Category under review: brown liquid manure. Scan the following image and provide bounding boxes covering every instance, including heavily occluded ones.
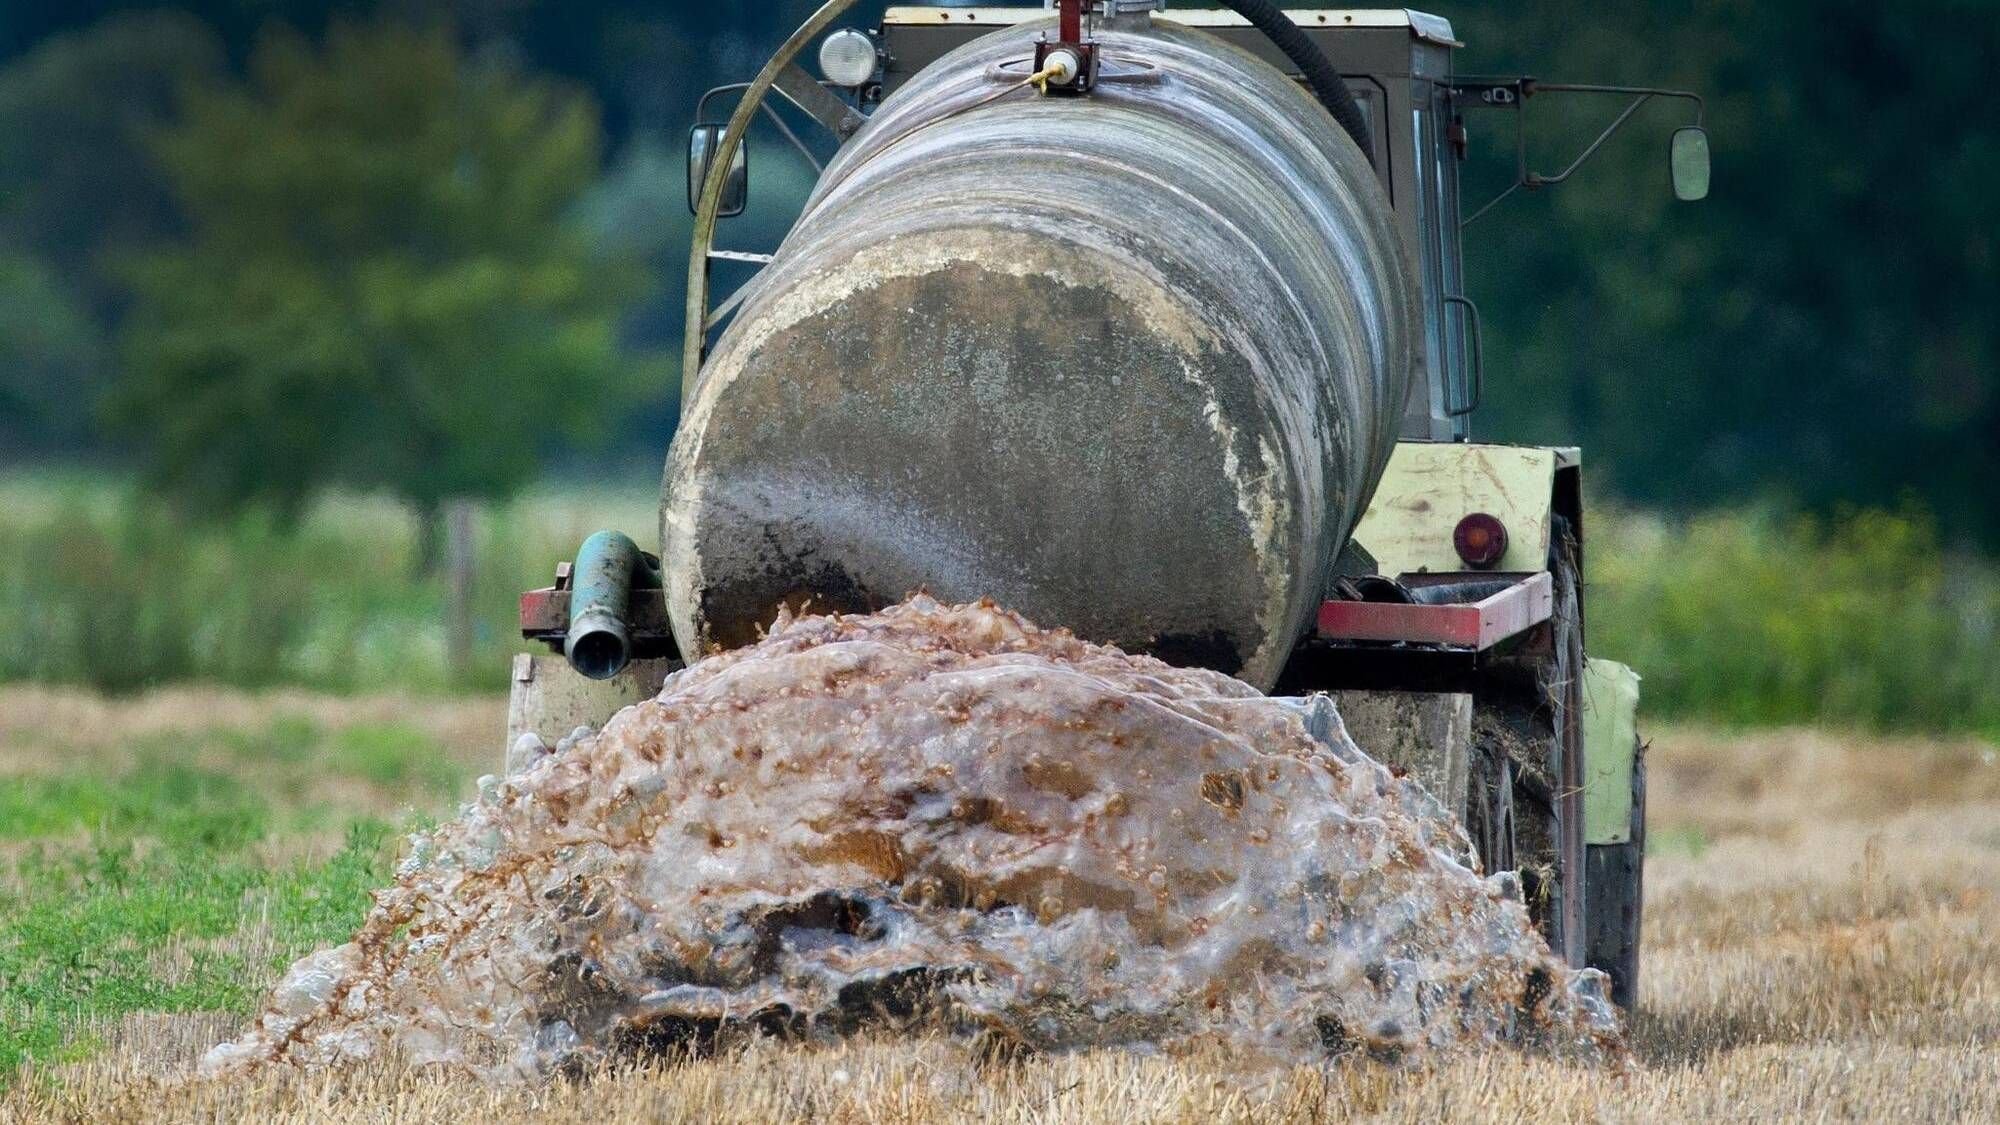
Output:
[206,597,1622,1078]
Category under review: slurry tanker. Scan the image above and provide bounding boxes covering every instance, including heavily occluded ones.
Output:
[510,2,1711,1010]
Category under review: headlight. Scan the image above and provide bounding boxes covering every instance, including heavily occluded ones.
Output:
[818,29,878,88]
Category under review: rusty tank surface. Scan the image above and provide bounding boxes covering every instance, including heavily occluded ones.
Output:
[662,17,1419,689]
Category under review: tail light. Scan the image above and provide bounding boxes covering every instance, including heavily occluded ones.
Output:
[1453,513,1509,570]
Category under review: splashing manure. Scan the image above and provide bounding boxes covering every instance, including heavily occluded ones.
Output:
[206,597,1622,1078]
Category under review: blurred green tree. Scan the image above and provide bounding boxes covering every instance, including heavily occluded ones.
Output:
[1452,0,2000,542]
[110,19,651,554]
[0,11,223,452]
[0,9,220,305]
[0,256,111,455]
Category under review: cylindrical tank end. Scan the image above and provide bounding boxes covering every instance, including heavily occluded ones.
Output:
[665,19,1417,687]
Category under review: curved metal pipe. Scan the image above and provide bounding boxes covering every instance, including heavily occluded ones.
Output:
[683,0,868,402]
[565,530,662,681]
[1213,0,1372,152]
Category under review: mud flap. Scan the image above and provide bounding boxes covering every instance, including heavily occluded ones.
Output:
[1581,658,1644,1008]
[1582,659,1641,845]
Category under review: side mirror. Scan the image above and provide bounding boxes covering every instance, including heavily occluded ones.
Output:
[1670,126,1711,202]
[688,124,748,218]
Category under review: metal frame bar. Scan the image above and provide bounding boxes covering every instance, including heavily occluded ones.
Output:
[1314,571,1553,649]
[696,83,831,175]
[521,586,678,660]
[772,63,868,140]
[1442,293,1483,417]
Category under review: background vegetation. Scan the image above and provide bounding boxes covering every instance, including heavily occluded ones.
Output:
[1589,505,2000,735]
[2,472,1995,737]
[0,472,653,694]
[0,2,1994,733]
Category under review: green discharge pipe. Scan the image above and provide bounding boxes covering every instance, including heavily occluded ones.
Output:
[565,530,662,681]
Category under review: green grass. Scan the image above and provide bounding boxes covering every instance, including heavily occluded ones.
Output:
[326,723,463,794]
[0,819,396,1076]
[0,714,473,1079]
[0,762,268,845]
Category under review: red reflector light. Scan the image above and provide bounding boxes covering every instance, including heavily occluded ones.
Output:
[1453,513,1509,570]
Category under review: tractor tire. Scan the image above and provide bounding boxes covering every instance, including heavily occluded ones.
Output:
[1472,695,1558,944]
[1464,732,1516,878]
[1470,515,1587,967]
[1545,521,1589,967]
[1585,736,1647,1010]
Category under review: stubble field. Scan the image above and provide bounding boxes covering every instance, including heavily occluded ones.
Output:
[1,686,1995,1122]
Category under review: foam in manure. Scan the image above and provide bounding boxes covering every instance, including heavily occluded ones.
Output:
[206,597,1622,1077]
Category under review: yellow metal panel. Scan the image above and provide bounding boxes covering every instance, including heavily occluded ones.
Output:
[882,7,1036,24]
[1352,443,1558,576]
[1582,658,1642,845]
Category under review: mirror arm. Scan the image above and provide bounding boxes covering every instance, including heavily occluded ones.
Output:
[1526,92,1655,188]
[697,83,752,122]
[1458,78,1705,228]
[1530,83,1706,127]
[1462,180,1521,228]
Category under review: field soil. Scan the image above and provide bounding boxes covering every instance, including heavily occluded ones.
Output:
[2,687,1996,1122]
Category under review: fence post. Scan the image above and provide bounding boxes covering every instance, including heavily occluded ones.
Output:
[446,499,476,684]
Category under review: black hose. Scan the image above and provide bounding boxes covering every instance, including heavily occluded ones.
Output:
[1213,0,1372,153]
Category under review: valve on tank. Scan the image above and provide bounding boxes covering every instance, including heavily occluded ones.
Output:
[1032,1,1165,95]
[1034,0,1101,95]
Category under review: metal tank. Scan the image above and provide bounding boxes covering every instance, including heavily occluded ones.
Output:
[662,17,1419,689]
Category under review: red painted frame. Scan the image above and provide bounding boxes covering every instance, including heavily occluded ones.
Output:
[1314,571,1553,650]
[524,571,1555,656]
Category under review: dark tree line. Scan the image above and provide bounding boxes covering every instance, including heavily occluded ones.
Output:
[1452,1,1997,542]
[1,2,1993,543]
